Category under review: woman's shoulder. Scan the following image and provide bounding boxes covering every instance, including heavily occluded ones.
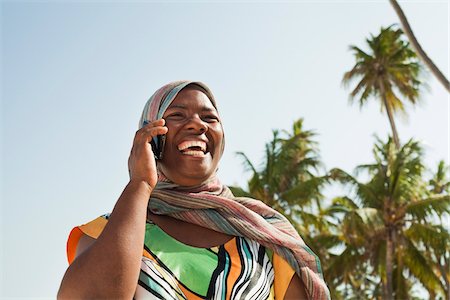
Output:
[66,214,110,263]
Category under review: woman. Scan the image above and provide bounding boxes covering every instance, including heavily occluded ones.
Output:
[58,81,330,299]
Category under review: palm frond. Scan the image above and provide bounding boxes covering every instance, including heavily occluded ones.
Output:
[280,176,326,203]
[331,196,360,211]
[405,195,450,220]
[402,238,445,294]
[404,223,450,251]
[235,151,258,175]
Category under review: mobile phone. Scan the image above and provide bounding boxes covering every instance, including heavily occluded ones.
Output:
[150,135,166,160]
[143,120,166,160]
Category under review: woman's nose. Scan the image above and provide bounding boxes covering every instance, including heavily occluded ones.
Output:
[186,115,208,133]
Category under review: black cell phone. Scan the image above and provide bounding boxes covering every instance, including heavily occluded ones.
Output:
[143,120,166,160]
[150,135,166,160]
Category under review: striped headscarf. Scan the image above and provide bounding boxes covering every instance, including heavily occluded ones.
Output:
[141,81,330,299]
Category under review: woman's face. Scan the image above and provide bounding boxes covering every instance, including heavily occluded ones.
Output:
[158,87,224,186]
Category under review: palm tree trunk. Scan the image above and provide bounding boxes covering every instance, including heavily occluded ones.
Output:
[385,228,394,300]
[438,261,450,300]
[384,98,401,149]
[379,80,401,149]
[389,0,450,93]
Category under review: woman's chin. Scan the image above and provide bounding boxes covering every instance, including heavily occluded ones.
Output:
[174,175,212,187]
[161,167,214,187]
[159,152,218,186]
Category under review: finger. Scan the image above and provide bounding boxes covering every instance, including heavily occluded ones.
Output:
[143,119,165,128]
[142,125,168,135]
[135,126,168,144]
[146,126,168,137]
[135,125,167,141]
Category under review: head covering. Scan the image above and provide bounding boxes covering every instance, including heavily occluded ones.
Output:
[140,80,218,124]
[143,81,330,299]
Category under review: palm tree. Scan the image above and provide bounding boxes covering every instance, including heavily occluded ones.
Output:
[329,137,450,299]
[322,196,381,299]
[389,0,450,93]
[429,160,450,194]
[229,119,332,249]
[425,160,450,299]
[343,25,423,149]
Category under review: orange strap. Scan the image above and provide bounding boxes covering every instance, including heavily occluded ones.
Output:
[273,252,296,299]
[66,216,108,264]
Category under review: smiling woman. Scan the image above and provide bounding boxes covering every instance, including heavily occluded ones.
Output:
[57,81,330,300]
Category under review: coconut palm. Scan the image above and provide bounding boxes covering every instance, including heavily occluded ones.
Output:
[343,25,423,149]
[424,160,450,299]
[389,0,450,93]
[322,196,381,299]
[229,119,332,248]
[429,160,450,195]
[329,137,450,299]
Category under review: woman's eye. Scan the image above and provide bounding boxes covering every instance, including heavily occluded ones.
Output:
[167,113,184,119]
[204,115,219,122]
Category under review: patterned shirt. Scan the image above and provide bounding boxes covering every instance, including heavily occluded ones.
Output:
[67,215,295,300]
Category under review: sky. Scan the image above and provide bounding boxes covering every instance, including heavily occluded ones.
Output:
[1,0,449,298]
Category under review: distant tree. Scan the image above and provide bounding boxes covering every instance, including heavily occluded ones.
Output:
[329,138,450,299]
[429,160,450,194]
[343,25,424,149]
[229,119,332,252]
[389,0,450,93]
[425,160,450,299]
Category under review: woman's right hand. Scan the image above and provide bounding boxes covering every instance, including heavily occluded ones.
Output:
[128,119,168,189]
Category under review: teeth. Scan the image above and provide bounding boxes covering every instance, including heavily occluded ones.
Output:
[182,150,206,157]
[177,140,207,152]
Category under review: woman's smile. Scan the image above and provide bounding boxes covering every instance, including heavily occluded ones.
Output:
[177,140,208,156]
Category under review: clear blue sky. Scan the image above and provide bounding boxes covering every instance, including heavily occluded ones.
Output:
[1,1,448,298]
